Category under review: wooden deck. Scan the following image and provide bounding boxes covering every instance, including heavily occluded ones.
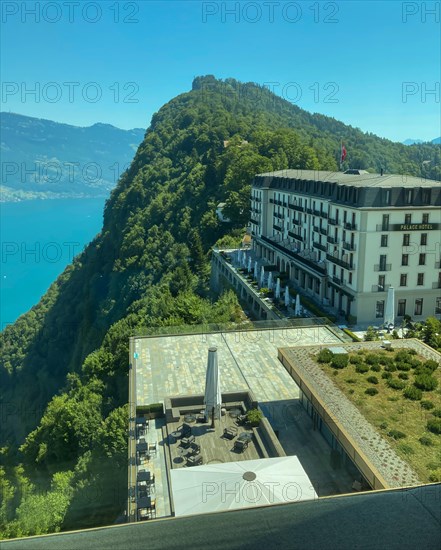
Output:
[168,413,262,468]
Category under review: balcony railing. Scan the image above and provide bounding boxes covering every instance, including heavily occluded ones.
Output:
[374,263,392,272]
[328,218,338,226]
[292,218,302,226]
[326,254,355,270]
[376,224,390,231]
[313,226,319,232]
[306,208,313,214]
[432,282,441,289]
[288,230,304,242]
[259,235,327,275]
[371,284,391,292]
[314,209,321,216]
[343,241,356,251]
[320,211,328,219]
[289,204,304,212]
[344,222,357,231]
[320,227,327,235]
[250,217,260,226]
[313,241,327,252]
[273,224,282,231]
[436,261,440,269]
[273,212,284,219]
[327,236,337,244]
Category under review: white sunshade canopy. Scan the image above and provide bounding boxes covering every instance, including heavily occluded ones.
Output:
[170,456,318,517]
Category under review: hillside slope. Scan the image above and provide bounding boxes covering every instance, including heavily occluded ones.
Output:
[0,76,440,537]
[0,113,144,201]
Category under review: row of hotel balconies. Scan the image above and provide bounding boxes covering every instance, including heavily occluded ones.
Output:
[265,198,358,230]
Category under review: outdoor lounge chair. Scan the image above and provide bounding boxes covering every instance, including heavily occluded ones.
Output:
[187,453,203,466]
[223,426,238,440]
[188,442,201,455]
[234,439,248,453]
[179,423,192,438]
[180,435,196,448]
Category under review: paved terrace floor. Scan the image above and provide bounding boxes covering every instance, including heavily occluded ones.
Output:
[167,413,262,470]
[134,326,342,407]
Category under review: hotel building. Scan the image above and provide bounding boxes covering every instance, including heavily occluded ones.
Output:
[250,169,441,326]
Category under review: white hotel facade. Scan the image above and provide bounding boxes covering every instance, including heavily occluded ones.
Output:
[250,169,441,326]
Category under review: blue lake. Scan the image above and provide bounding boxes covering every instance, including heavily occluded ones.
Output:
[0,198,106,329]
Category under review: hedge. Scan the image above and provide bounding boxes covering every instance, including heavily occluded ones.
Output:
[427,418,441,435]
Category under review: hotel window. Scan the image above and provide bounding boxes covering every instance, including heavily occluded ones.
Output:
[421,233,427,245]
[405,189,413,204]
[381,235,388,247]
[384,189,391,205]
[397,299,406,317]
[422,213,429,223]
[422,189,431,203]
[378,275,385,290]
[379,255,387,270]
[376,301,385,318]
[436,297,441,314]
[402,234,410,246]
[400,274,407,287]
[417,273,424,286]
[382,214,389,230]
[405,213,411,225]
[414,299,423,316]
[419,253,426,265]
[349,272,353,284]
[343,210,347,223]
[402,254,409,266]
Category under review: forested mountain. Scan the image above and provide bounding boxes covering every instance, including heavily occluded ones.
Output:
[0,113,144,201]
[1,76,440,538]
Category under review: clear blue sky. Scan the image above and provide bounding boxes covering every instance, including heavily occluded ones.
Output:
[1,1,440,142]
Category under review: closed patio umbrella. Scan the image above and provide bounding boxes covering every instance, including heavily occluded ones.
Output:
[284,286,290,307]
[384,286,395,328]
[254,261,258,280]
[247,256,252,273]
[260,266,265,287]
[275,278,281,299]
[267,272,273,291]
[294,294,302,316]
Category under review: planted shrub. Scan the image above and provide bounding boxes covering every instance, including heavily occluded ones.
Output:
[408,358,422,369]
[395,361,411,371]
[423,360,439,373]
[388,429,406,440]
[370,364,382,372]
[317,349,333,363]
[414,374,438,391]
[387,378,406,390]
[367,376,378,384]
[382,371,392,380]
[427,418,441,435]
[403,386,422,400]
[345,378,356,384]
[366,353,381,366]
[395,350,413,362]
[331,354,348,369]
[379,356,394,367]
[384,364,397,372]
[398,372,409,380]
[349,355,363,365]
[428,471,441,482]
[421,400,435,410]
[419,436,433,446]
[355,364,370,374]
[379,422,388,429]
[365,387,379,396]
[431,408,441,418]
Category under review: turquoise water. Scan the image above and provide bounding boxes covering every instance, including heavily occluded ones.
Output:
[0,198,106,329]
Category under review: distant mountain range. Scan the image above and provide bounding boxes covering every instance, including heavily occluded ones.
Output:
[0,112,145,201]
[403,137,441,145]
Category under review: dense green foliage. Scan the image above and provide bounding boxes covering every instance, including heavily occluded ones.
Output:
[1,76,440,537]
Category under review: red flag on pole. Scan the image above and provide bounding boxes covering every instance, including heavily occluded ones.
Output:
[341,143,347,163]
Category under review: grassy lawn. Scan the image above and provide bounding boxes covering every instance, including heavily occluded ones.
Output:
[315,347,441,483]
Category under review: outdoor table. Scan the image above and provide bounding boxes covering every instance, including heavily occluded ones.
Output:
[136,417,147,425]
[137,442,147,453]
[238,432,252,442]
[229,408,241,418]
[171,430,182,440]
[137,496,151,509]
[137,470,151,483]
[184,413,196,423]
